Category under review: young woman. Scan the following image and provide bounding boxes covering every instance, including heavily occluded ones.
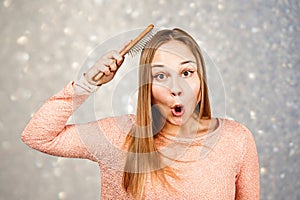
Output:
[22,28,260,199]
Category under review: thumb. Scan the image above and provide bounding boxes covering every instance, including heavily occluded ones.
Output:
[116,57,124,67]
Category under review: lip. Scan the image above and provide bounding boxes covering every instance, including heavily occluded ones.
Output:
[171,104,185,117]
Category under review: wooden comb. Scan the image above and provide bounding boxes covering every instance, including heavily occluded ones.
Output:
[92,24,154,82]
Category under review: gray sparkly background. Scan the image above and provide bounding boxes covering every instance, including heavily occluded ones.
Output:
[1,0,299,199]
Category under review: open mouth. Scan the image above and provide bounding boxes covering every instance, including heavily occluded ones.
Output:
[171,105,185,117]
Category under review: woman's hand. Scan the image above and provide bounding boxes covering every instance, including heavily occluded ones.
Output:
[84,50,124,86]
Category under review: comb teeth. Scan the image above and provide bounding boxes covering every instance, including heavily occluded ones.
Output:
[128,30,155,57]
[92,25,155,82]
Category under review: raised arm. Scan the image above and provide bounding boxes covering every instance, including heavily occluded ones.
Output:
[21,81,96,160]
[21,50,125,161]
[235,126,260,199]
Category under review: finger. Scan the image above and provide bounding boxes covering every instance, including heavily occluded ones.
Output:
[90,62,106,79]
[109,51,124,67]
[104,51,123,67]
[105,50,122,60]
[93,60,111,76]
[111,51,123,63]
[95,72,114,86]
[109,60,118,72]
[103,65,111,76]
[116,58,124,67]
[84,73,99,86]
[94,77,104,86]
[101,59,118,72]
[102,58,114,66]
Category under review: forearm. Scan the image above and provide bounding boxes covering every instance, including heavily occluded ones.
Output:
[22,47,124,157]
[21,81,90,147]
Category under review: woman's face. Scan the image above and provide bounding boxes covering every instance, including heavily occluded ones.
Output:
[151,40,201,127]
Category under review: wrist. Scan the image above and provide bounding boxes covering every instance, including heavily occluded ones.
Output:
[75,73,100,93]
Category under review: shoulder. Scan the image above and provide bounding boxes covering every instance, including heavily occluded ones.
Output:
[216,118,257,155]
[216,118,259,166]
[218,118,254,140]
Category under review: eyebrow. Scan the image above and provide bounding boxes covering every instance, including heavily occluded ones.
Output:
[151,60,196,68]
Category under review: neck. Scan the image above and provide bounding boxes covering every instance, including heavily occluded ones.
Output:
[159,114,218,139]
[160,114,199,138]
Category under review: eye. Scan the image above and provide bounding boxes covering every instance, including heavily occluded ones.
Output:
[182,70,194,77]
[153,73,167,81]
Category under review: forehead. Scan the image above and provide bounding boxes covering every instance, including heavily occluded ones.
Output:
[152,40,196,65]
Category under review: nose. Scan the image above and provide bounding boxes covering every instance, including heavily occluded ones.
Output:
[171,89,182,96]
[170,79,182,97]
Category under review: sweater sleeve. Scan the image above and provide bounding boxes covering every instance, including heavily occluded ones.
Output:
[235,125,260,199]
[21,81,96,161]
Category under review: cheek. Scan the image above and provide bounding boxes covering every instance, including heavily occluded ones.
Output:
[189,78,201,102]
[151,85,168,104]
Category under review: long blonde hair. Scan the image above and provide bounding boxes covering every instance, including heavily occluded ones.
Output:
[122,28,211,199]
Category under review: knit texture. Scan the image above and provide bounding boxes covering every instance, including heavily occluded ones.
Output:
[22,81,260,199]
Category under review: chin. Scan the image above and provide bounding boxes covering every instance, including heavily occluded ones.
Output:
[169,117,186,126]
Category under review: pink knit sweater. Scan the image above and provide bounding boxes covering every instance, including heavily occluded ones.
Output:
[21,81,260,199]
